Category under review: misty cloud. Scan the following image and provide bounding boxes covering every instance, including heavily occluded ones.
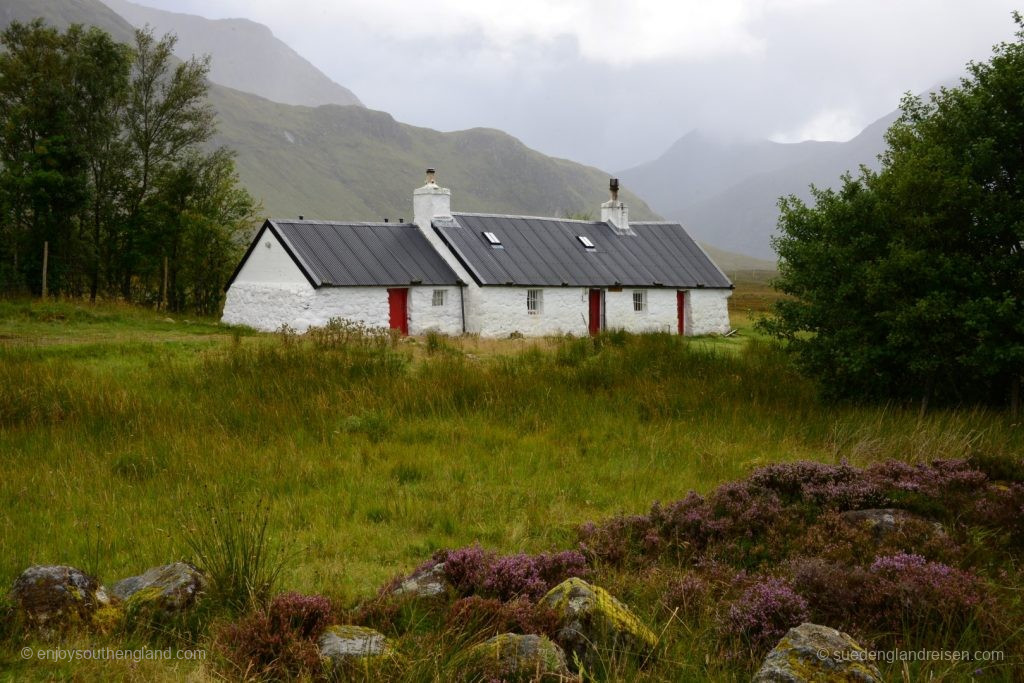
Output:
[135,0,1019,169]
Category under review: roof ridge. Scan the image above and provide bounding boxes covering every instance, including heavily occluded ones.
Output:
[452,211,603,225]
[269,219,416,227]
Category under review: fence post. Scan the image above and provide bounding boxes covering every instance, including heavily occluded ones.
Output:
[161,256,169,309]
[41,241,48,299]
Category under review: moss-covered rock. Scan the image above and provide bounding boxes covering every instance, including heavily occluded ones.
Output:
[10,565,109,632]
[451,633,570,682]
[111,562,206,615]
[753,622,883,682]
[539,577,657,673]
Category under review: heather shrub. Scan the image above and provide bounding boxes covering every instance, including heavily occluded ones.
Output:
[433,545,588,601]
[972,482,1024,547]
[968,453,1024,484]
[662,573,713,618]
[445,596,560,639]
[724,577,809,653]
[214,592,332,680]
[867,553,984,627]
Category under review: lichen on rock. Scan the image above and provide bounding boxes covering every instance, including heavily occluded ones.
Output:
[752,622,883,682]
[111,562,206,616]
[10,565,109,631]
[540,577,657,673]
[451,633,570,682]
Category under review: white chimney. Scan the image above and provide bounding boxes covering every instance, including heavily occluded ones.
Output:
[601,178,633,235]
[413,167,451,228]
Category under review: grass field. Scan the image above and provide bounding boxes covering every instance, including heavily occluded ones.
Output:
[1,286,1021,680]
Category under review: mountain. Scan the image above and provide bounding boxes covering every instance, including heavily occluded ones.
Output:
[619,112,899,259]
[2,0,657,227]
[99,0,361,108]
[209,85,657,222]
[1,0,135,42]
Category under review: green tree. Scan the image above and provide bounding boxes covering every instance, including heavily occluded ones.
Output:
[0,20,90,294]
[117,28,216,300]
[764,14,1024,411]
[0,21,257,311]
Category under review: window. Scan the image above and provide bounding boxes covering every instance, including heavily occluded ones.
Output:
[527,289,543,315]
[432,289,446,307]
[633,290,647,312]
[577,235,595,249]
[483,231,501,246]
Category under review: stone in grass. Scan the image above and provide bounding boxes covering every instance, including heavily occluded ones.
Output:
[111,562,206,615]
[452,633,571,682]
[390,561,449,598]
[540,577,657,673]
[839,508,945,543]
[753,622,883,683]
[11,565,111,631]
[319,625,392,668]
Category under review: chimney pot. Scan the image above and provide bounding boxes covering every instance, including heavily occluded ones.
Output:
[609,178,619,202]
[426,168,436,184]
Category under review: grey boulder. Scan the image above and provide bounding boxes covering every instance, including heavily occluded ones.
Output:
[111,562,206,613]
[753,622,883,682]
[10,565,109,629]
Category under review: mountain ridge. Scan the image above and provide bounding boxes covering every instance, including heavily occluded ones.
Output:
[98,0,362,108]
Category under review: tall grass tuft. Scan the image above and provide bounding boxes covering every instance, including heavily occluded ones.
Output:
[181,495,290,615]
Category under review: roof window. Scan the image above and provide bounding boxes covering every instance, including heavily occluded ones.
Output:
[577,235,596,249]
[483,231,502,246]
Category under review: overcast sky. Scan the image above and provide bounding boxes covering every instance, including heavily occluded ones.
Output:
[137,0,1018,170]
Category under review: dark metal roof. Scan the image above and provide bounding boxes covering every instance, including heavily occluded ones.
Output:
[229,219,462,288]
[432,213,733,289]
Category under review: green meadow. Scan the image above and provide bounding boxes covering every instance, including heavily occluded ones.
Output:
[1,290,1021,680]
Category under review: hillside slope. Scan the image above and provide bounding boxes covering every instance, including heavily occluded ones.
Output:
[3,0,657,227]
[99,0,362,108]
[210,85,657,222]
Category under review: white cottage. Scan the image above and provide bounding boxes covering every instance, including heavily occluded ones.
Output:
[222,171,733,337]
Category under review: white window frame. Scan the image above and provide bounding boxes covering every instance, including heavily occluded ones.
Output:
[483,231,501,245]
[633,290,647,313]
[432,289,447,307]
[527,289,543,315]
[577,235,595,249]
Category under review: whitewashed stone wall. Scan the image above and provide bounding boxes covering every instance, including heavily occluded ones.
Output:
[686,289,732,335]
[223,284,464,334]
[475,287,589,337]
[408,287,463,335]
[605,288,677,334]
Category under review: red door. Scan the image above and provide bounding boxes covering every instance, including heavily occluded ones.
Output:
[677,291,686,336]
[588,289,602,336]
[388,288,408,335]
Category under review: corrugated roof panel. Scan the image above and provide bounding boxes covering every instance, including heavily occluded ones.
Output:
[267,220,461,287]
[436,214,731,288]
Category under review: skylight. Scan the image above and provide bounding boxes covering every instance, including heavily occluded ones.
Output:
[483,231,501,246]
[577,235,595,249]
